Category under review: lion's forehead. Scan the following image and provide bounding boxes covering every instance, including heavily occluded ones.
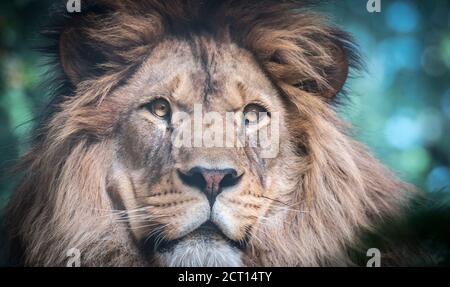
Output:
[121,37,278,114]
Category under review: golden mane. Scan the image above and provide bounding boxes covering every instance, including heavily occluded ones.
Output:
[5,0,414,266]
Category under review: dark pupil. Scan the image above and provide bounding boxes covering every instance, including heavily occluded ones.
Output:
[155,102,167,113]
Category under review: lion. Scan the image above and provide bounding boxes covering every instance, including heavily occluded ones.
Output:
[3,0,433,266]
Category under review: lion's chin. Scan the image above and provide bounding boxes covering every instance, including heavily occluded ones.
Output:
[151,221,244,267]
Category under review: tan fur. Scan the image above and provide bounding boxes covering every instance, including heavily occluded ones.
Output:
[5,0,414,266]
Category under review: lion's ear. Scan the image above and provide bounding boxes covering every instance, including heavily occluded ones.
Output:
[59,22,105,85]
[284,33,355,101]
[59,25,98,85]
[58,3,114,85]
[320,44,350,99]
[236,9,359,102]
[56,1,162,86]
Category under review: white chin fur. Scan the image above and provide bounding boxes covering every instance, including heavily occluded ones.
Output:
[155,236,243,267]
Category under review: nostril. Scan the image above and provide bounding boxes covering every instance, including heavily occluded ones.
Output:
[177,168,207,191]
[220,169,240,189]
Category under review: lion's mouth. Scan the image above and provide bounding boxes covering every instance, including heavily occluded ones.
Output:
[141,220,246,255]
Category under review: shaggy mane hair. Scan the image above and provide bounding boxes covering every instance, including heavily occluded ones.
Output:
[4,0,421,266]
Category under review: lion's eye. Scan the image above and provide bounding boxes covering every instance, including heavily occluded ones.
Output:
[145,98,171,120]
[244,104,269,125]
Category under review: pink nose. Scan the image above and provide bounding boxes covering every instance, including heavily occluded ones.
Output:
[178,167,241,206]
[202,169,231,194]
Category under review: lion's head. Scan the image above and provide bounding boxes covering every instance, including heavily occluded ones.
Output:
[5,0,413,266]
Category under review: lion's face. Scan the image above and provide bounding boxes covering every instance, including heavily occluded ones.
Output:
[108,38,290,266]
[6,0,412,267]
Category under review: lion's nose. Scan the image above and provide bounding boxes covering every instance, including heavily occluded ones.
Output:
[178,167,241,206]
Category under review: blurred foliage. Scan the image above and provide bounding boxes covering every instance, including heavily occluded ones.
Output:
[0,0,54,210]
[325,0,450,193]
[0,0,450,209]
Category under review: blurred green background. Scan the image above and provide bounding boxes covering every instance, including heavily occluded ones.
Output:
[0,0,449,211]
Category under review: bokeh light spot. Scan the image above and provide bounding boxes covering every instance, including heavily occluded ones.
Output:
[426,166,450,192]
[442,89,450,118]
[384,113,421,150]
[442,35,450,68]
[421,46,447,77]
[398,147,431,175]
[418,108,443,143]
[375,36,421,88]
[386,1,419,33]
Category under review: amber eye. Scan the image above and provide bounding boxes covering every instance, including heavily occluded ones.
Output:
[243,104,269,125]
[145,98,171,120]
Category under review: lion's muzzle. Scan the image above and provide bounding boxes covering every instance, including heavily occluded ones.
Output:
[178,166,243,206]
